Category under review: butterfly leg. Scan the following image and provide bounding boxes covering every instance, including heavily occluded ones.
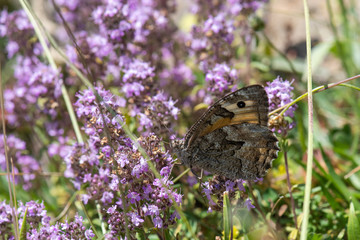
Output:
[190,167,200,178]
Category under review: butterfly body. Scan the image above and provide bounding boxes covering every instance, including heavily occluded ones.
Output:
[174,85,279,180]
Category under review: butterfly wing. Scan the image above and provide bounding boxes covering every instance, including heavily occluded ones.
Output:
[184,85,269,148]
[182,85,278,180]
[190,123,278,180]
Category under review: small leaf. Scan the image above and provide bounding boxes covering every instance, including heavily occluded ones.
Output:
[19,207,28,240]
[223,191,232,240]
[348,201,360,240]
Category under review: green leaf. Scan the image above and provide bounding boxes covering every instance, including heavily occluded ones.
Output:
[348,201,360,240]
[223,191,232,240]
[19,207,28,240]
[320,145,360,209]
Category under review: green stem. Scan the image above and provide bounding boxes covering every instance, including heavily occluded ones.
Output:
[80,199,100,238]
[300,0,314,239]
[269,74,360,117]
[173,168,190,183]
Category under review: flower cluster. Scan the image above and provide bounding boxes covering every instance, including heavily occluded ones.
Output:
[265,76,297,136]
[201,176,255,212]
[0,201,12,237]
[0,0,278,237]
[205,63,237,97]
[0,9,41,58]
[65,87,182,237]
[188,14,235,72]
[0,200,94,239]
[0,10,62,127]
[187,0,268,101]
[0,135,40,190]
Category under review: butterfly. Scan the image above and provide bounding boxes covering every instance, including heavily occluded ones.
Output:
[173,85,279,180]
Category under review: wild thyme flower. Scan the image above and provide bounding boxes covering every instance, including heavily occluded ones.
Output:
[228,0,269,15]
[265,76,297,136]
[188,0,267,71]
[67,88,182,236]
[18,201,50,230]
[120,60,180,134]
[188,14,235,71]
[2,200,92,239]
[0,135,40,190]
[53,0,100,32]
[202,176,249,212]
[0,201,13,238]
[0,9,41,58]
[4,56,62,126]
[18,203,95,240]
[244,198,256,211]
[192,0,268,18]
[60,213,95,239]
[205,63,237,97]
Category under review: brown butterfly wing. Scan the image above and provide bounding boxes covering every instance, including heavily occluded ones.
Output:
[184,85,269,147]
[189,124,278,179]
[182,85,278,180]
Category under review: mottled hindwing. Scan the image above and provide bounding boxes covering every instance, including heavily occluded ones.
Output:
[182,85,279,180]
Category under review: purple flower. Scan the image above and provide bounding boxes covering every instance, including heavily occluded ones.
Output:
[245,198,256,211]
[17,201,49,230]
[205,63,237,95]
[4,56,62,126]
[202,182,216,206]
[204,14,234,44]
[153,216,163,228]
[228,0,268,15]
[0,0,277,236]
[0,135,40,190]
[109,174,119,191]
[128,212,144,227]
[59,213,94,239]
[144,204,160,216]
[237,179,246,192]
[123,60,155,82]
[225,180,236,192]
[143,184,153,195]
[102,191,114,203]
[0,201,13,237]
[265,76,297,136]
[160,166,171,177]
[127,192,141,204]
[123,82,145,97]
[131,157,149,178]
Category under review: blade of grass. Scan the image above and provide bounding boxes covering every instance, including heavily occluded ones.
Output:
[300,0,314,239]
[19,207,28,240]
[79,198,100,238]
[223,191,232,240]
[295,156,343,210]
[347,201,360,240]
[319,146,360,210]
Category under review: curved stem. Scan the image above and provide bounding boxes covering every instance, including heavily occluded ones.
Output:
[269,74,360,117]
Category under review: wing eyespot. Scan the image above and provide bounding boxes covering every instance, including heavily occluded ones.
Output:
[237,101,245,108]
